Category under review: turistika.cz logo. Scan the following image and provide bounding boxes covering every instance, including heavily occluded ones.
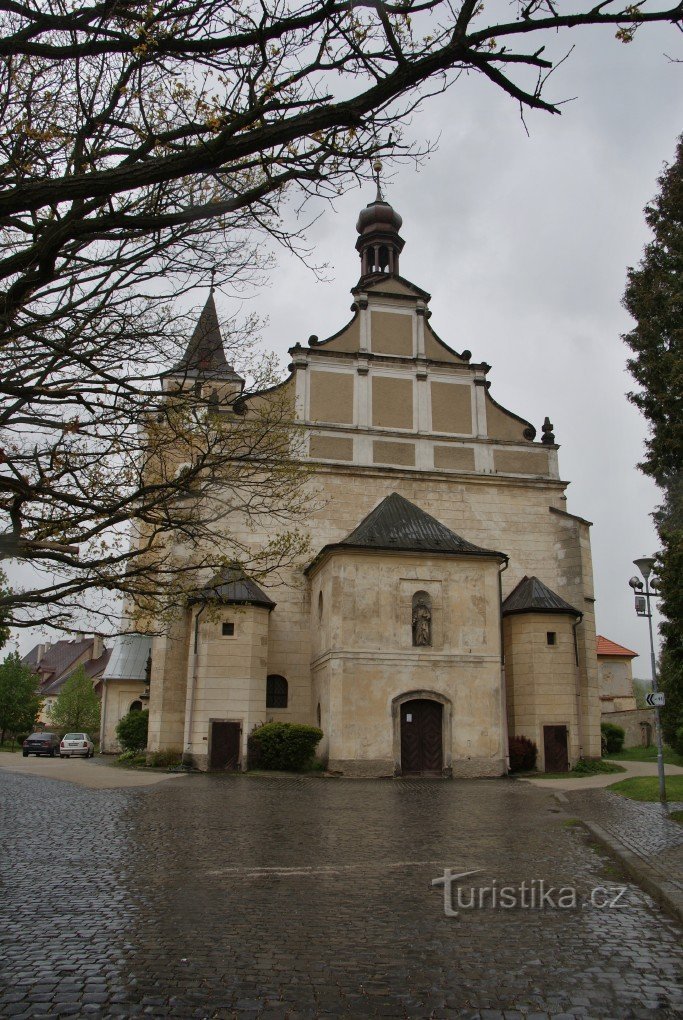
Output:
[431,869,628,917]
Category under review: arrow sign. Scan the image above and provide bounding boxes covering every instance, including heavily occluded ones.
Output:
[646,692,665,708]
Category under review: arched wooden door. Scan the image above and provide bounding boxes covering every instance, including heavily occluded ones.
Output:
[400,699,443,776]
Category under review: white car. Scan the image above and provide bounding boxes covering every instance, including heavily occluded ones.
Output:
[60,733,95,758]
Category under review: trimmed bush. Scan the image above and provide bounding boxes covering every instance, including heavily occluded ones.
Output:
[116,709,149,753]
[508,735,538,772]
[248,722,323,771]
[601,721,625,754]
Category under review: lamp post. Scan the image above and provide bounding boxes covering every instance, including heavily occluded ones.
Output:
[629,556,667,810]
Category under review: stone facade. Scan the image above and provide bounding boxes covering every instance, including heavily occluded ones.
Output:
[141,193,601,776]
[597,635,639,713]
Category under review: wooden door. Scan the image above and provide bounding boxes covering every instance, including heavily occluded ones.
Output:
[400,699,443,776]
[543,725,569,773]
[209,721,241,770]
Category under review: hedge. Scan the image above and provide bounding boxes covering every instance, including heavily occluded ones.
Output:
[248,722,323,771]
[116,710,149,753]
[601,721,625,754]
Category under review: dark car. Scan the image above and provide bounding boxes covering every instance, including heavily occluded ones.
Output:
[22,732,61,757]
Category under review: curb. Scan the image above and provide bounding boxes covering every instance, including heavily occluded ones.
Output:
[579,817,683,926]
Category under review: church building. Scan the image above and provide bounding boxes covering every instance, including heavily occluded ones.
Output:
[101,185,601,776]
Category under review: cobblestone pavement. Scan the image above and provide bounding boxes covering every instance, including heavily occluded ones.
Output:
[564,787,683,894]
[1,772,682,1019]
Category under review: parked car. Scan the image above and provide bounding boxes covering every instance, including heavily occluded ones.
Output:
[22,732,61,757]
[60,733,95,758]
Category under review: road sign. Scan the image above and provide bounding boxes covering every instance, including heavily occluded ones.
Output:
[645,692,665,708]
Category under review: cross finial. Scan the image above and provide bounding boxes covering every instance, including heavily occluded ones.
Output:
[373,159,383,201]
[209,266,216,293]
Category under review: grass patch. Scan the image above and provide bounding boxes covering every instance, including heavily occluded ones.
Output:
[670,810,683,826]
[609,775,683,802]
[534,759,627,779]
[605,745,683,767]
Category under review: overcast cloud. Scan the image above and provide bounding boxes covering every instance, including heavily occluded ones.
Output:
[8,20,680,677]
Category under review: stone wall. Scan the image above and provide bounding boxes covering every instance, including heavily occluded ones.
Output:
[604,708,655,749]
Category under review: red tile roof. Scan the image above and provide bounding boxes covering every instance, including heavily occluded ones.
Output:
[596,635,638,658]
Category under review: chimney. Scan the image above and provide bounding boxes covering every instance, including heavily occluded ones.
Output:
[35,643,47,664]
[92,635,103,660]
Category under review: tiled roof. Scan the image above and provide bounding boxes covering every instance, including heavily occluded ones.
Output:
[332,493,505,559]
[502,576,580,618]
[41,648,111,696]
[596,635,638,658]
[103,634,152,681]
[23,638,94,687]
[169,294,243,380]
[189,568,276,610]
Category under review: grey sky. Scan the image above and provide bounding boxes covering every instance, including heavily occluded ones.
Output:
[8,20,680,675]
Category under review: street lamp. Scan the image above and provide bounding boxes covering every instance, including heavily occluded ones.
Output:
[629,556,667,810]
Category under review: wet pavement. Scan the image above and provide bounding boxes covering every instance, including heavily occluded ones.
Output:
[1,770,682,1019]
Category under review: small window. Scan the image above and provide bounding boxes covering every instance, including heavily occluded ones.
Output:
[316,702,321,727]
[222,622,235,637]
[318,591,323,620]
[266,674,288,709]
[547,632,556,646]
[129,700,142,713]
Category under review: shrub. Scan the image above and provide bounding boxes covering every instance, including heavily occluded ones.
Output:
[116,709,149,753]
[601,722,625,754]
[673,726,683,758]
[146,750,181,769]
[248,722,323,771]
[508,735,538,772]
[117,750,146,766]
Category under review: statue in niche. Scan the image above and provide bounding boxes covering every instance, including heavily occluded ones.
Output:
[412,593,432,647]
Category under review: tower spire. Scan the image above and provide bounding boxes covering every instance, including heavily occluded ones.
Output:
[355,163,404,278]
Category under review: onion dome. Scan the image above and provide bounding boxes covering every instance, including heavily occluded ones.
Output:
[355,162,405,277]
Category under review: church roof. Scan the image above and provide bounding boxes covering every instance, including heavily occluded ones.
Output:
[169,293,244,380]
[103,634,152,681]
[596,635,638,658]
[189,567,276,610]
[502,576,581,618]
[305,493,506,573]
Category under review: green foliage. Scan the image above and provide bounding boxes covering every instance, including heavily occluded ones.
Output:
[117,750,147,766]
[610,774,683,802]
[623,136,683,754]
[601,722,625,754]
[632,677,651,710]
[660,643,683,745]
[673,726,683,758]
[49,665,100,734]
[248,722,323,771]
[508,735,538,772]
[146,749,181,768]
[115,709,149,752]
[606,744,683,766]
[0,652,42,743]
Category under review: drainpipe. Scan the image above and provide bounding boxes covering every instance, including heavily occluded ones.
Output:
[182,603,206,766]
[572,614,584,760]
[498,559,510,773]
[99,678,108,753]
